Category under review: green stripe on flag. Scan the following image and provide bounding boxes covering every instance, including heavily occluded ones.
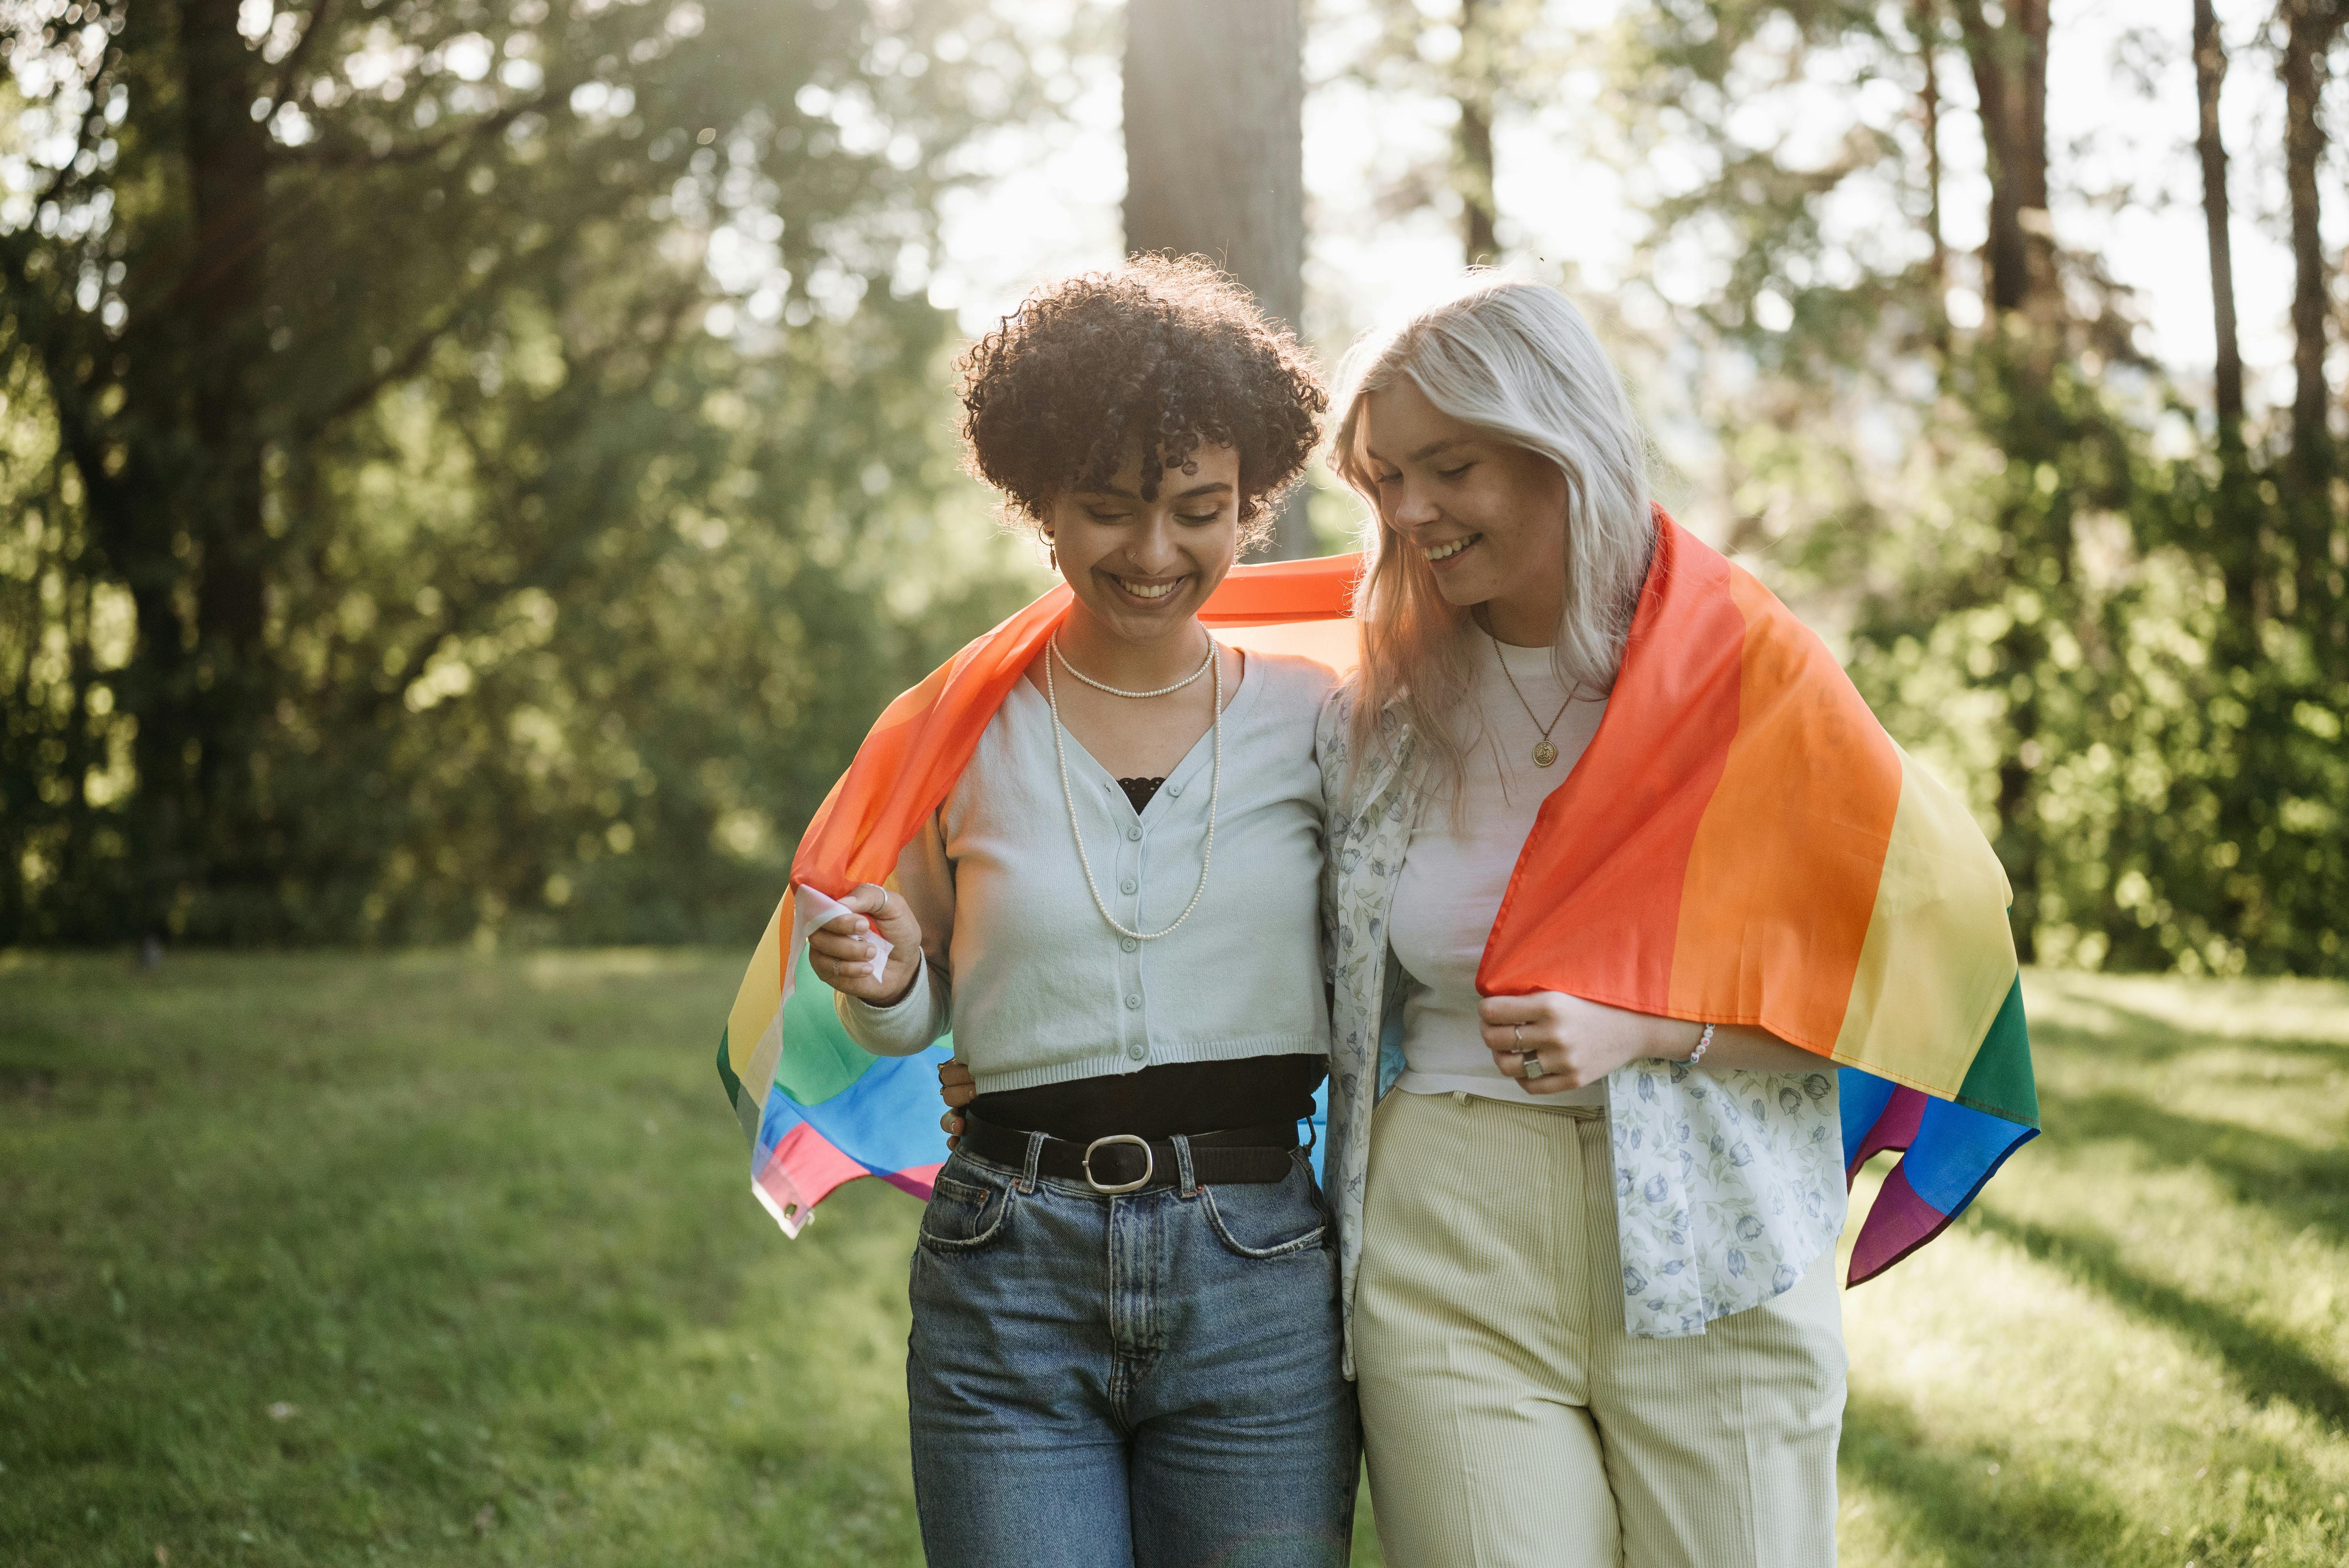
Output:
[775,950,883,1105]
[1954,974,2037,1128]
[716,1027,762,1143]
[715,1027,743,1109]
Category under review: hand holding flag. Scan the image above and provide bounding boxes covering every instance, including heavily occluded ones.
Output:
[803,882,923,1004]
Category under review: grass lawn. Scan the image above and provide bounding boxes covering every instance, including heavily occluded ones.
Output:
[3,951,2346,1566]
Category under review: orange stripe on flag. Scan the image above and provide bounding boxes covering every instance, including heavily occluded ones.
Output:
[1198,552,1362,625]
[1479,519,1743,1009]
[1664,567,1902,1051]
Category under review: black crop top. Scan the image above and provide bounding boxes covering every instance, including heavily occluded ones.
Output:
[970,1055,1325,1143]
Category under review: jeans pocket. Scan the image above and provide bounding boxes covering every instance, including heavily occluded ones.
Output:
[917,1164,1014,1254]
[1200,1161,1328,1260]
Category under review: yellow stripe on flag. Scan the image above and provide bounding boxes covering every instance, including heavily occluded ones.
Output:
[725,888,791,1085]
[1830,749,2017,1094]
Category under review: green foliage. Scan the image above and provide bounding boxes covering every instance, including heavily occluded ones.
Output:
[0,0,1051,946]
[1602,4,2349,977]
[7,951,2349,1563]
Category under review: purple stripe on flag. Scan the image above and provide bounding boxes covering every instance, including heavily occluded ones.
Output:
[1846,1160,1949,1285]
[1845,1080,1927,1179]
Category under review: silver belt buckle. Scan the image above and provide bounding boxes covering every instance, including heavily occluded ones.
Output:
[1082,1133,1155,1194]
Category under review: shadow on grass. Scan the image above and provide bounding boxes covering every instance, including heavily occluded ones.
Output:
[1975,1208,2349,1433]
[1839,1386,2133,1563]
[2030,992,2349,1067]
[2038,1084,2349,1248]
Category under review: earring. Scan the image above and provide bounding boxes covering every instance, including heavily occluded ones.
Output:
[1045,534,1057,572]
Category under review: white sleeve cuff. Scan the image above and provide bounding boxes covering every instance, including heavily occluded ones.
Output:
[833,960,947,1057]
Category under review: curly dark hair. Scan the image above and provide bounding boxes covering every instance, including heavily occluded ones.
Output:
[957,255,1327,545]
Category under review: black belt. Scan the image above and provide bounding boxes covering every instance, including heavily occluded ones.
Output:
[959,1113,1299,1193]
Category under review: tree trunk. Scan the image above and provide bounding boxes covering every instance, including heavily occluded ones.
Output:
[2194,0,2265,663]
[1917,0,1949,352]
[2194,0,2266,939]
[2278,0,2342,653]
[170,0,275,931]
[1457,0,1499,265]
[2194,0,2244,444]
[1954,0,2053,315]
[1124,0,1310,557]
[1952,0,2062,964]
[1919,0,1946,279]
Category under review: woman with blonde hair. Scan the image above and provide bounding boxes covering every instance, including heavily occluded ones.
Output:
[1316,275,2032,1566]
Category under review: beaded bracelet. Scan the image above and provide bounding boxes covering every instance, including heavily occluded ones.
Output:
[1682,1022,1715,1067]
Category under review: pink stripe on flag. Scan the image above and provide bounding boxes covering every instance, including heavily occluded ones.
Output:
[754,1121,867,1233]
[881,1164,943,1201]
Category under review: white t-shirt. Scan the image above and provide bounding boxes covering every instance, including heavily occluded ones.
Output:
[1388,635,1609,1105]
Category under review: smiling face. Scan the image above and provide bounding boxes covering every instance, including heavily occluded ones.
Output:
[1043,443,1242,647]
[1355,376,1569,641]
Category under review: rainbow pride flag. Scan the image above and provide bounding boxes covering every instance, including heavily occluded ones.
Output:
[717,514,2034,1284]
[1475,515,2037,1281]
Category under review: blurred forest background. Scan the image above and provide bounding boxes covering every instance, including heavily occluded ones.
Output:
[2,0,2344,976]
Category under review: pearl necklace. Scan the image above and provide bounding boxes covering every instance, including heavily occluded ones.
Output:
[1050,632,1214,699]
[1044,636,1223,943]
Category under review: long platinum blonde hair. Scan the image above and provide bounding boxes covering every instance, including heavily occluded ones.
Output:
[1330,276,1656,802]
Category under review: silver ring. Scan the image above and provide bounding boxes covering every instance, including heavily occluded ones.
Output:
[1520,1049,1548,1082]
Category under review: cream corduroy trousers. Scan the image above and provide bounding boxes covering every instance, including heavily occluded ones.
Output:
[1355,1089,1845,1568]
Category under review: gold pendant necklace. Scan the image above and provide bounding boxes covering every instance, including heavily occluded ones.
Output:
[1488,629,1577,768]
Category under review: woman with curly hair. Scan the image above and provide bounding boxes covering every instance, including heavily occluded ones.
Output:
[806,256,1358,1568]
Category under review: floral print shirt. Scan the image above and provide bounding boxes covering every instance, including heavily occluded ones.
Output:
[1317,686,1846,1372]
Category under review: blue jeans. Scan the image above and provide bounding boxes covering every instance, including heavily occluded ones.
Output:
[905,1137,1360,1568]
